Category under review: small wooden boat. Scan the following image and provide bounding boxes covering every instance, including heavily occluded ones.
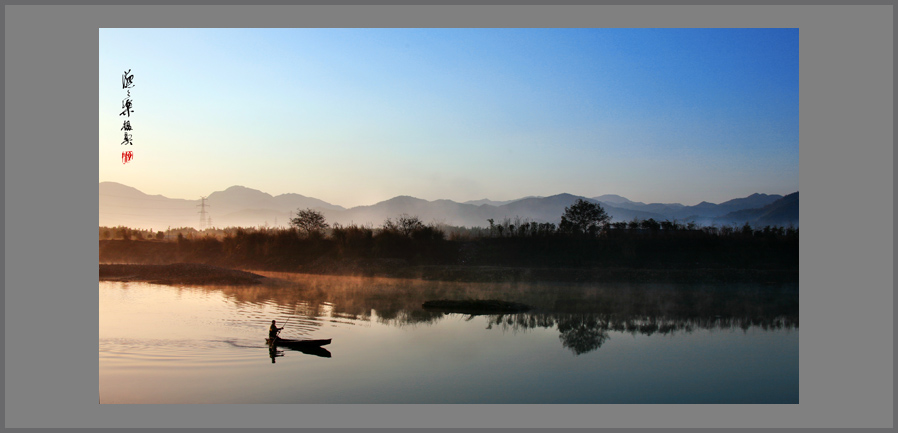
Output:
[266,337,332,349]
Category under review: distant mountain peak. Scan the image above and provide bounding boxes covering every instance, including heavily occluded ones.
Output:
[219,185,270,195]
[224,185,254,191]
[207,185,274,201]
[547,193,580,200]
[385,195,427,203]
[99,181,144,193]
[593,194,633,204]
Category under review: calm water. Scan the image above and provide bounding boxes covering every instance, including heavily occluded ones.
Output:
[99,272,798,404]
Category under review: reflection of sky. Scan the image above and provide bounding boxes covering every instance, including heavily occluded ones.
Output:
[100,281,798,403]
[99,28,798,207]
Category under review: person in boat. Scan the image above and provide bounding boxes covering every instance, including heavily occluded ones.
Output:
[269,320,284,340]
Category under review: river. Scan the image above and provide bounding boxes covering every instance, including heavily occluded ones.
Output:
[99,272,798,404]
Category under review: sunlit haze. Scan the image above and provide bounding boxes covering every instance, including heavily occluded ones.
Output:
[100,28,798,207]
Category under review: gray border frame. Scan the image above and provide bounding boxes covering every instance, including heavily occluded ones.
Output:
[4,3,894,430]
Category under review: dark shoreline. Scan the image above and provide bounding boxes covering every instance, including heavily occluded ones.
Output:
[99,261,797,285]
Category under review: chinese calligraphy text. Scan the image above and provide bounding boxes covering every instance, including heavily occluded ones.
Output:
[119,69,135,164]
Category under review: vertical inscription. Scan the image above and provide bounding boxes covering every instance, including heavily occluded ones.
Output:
[120,69,135,163]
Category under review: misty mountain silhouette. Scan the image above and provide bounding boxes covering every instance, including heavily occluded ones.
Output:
[206,185,345,217]
[712,192,799,227]
[463,197,538,207]
[592,192,784,221]
[99,181,798,230]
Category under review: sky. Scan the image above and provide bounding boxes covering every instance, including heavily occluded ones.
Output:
[99,28,798,207]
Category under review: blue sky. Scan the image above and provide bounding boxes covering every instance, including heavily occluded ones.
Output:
[99,28,798,207]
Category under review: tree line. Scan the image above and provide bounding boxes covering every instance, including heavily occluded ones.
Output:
[99,200,798,272]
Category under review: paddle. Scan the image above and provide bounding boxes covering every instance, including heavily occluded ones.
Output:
[277,317,291,337]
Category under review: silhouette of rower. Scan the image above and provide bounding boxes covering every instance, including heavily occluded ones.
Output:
[269,320,284,340]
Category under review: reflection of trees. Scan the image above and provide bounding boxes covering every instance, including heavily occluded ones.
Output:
[194,273,798,356]
[479,312,797,355]
[556,314,610,355]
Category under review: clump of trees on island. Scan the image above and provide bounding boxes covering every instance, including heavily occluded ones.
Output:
[99,199,798,272]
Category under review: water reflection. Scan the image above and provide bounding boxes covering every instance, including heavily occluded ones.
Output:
[102,275,798,403]
[473,312,796,355]
[197,272,798,356]
[268,345,332,363]
[556,314,609,355]
[269,347,284,363]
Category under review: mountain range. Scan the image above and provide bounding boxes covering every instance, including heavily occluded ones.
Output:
[99,181,798,231]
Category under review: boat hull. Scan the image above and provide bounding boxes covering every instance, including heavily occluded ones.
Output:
[266,338,331,348]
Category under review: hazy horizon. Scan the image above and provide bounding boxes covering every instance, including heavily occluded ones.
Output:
[100,28,798,208]
[100,179,796,209]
